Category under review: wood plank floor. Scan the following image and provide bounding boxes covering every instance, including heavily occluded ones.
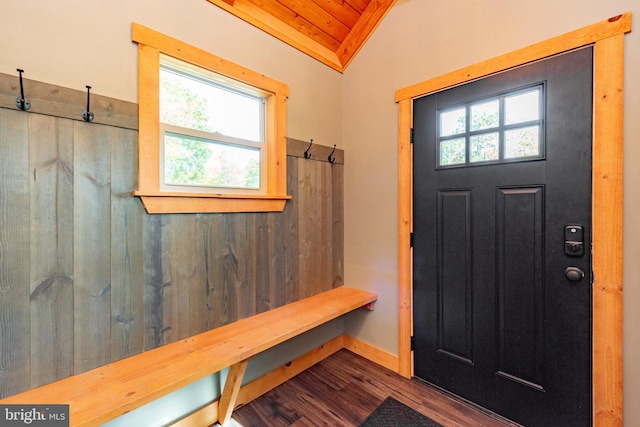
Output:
[228,349,519,427]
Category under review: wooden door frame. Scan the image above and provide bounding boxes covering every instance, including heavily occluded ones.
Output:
[395,13,631,426]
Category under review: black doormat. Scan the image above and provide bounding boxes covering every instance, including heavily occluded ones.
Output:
[360,397,444,427]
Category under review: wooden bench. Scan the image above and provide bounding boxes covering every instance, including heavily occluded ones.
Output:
[0,286,377,426]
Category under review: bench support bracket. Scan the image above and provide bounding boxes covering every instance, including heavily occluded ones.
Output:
[218,359,250,425]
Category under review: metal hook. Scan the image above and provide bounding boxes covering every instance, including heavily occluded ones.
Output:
[82,85,94,122]
[328,144,336,163]
[304,139,313,159]
[15,69,30,111]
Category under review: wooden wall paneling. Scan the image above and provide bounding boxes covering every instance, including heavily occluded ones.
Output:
[165,214,197,342]
[261,166,298,311]
[259,212,278,312]
[110,128,145,360]
[321,158,335,295]
[0,73,138,130]
[29,114,74,388]
[296,156,313,298]
[143,213,167,350]
[297,157,333,298]
[217,215,240,325]
[331,163,344,288]
[142,213,199,347]
[283,156,300,304]
[223,214,256,322]
[198,214,229,329]
[73,122,112,373]
[189,213,207,335]
[251,213,268,313]
[0,93,345,397]
[287,137,344,298]
[191,214,208,336]
[212,213,253,325]
[253,212,273,314]
[0,109,30,398]
[243,214,260,319]
[193,214,219,334]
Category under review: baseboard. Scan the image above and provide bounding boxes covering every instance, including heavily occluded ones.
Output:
[171,401,218,427]
[171,334,398,426]
[342,335,400,373]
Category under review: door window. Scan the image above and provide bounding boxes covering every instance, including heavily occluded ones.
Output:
[437,85,544,168]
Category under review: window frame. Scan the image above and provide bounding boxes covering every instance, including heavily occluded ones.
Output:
[132,23,290,213]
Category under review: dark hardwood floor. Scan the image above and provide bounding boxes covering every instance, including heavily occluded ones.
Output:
[228,349,519,427]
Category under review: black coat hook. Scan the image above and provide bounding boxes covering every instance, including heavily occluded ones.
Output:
[15,69,30,111]
[328,144,336,163]
[304,139,313,159]
[82,85,94,122]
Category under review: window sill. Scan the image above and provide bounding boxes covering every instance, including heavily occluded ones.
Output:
[134,191,291,214]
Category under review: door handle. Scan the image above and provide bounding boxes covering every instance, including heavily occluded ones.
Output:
[565,267,585,281]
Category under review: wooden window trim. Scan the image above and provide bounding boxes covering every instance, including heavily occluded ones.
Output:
[396,12,631,426]
[132,23,290,213]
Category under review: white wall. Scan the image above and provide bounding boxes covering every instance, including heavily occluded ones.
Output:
[342,0,640,422]
[0,0,343,147]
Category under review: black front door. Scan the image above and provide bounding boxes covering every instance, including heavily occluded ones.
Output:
[412,48,593,426]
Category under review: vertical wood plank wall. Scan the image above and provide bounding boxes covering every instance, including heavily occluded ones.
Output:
[0,101,344,398]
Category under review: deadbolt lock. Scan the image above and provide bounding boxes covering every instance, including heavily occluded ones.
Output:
[564,225,585,257]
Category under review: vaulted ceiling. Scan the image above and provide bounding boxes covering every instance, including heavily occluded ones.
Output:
[206,0,397,72]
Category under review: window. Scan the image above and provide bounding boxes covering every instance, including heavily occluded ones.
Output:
[160,56,266,193]
[437,85,544,168]
[132,23,290,213]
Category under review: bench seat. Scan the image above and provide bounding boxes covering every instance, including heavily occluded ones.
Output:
[0,286,377,426]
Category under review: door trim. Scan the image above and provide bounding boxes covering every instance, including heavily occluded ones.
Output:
[395,12,631,426]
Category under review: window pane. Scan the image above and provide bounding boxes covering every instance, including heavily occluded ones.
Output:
[505,126,540,158]
[471,100,499,131]
[439,108,466,136]
[440,137,466,166]
[160,68,263,142]
[164,133,260,189]
[470,132,499,162]
[505,90,539,125]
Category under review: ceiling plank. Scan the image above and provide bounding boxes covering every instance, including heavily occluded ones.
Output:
[207,0,344,70]
[246,0,341,50]
[310,0,361,28]
[344,0,370,14]
[337,0,397,68]
[289,15,341,51]
[276,0,351,42]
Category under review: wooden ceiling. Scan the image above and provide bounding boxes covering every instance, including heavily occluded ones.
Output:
[206,0,397,72]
